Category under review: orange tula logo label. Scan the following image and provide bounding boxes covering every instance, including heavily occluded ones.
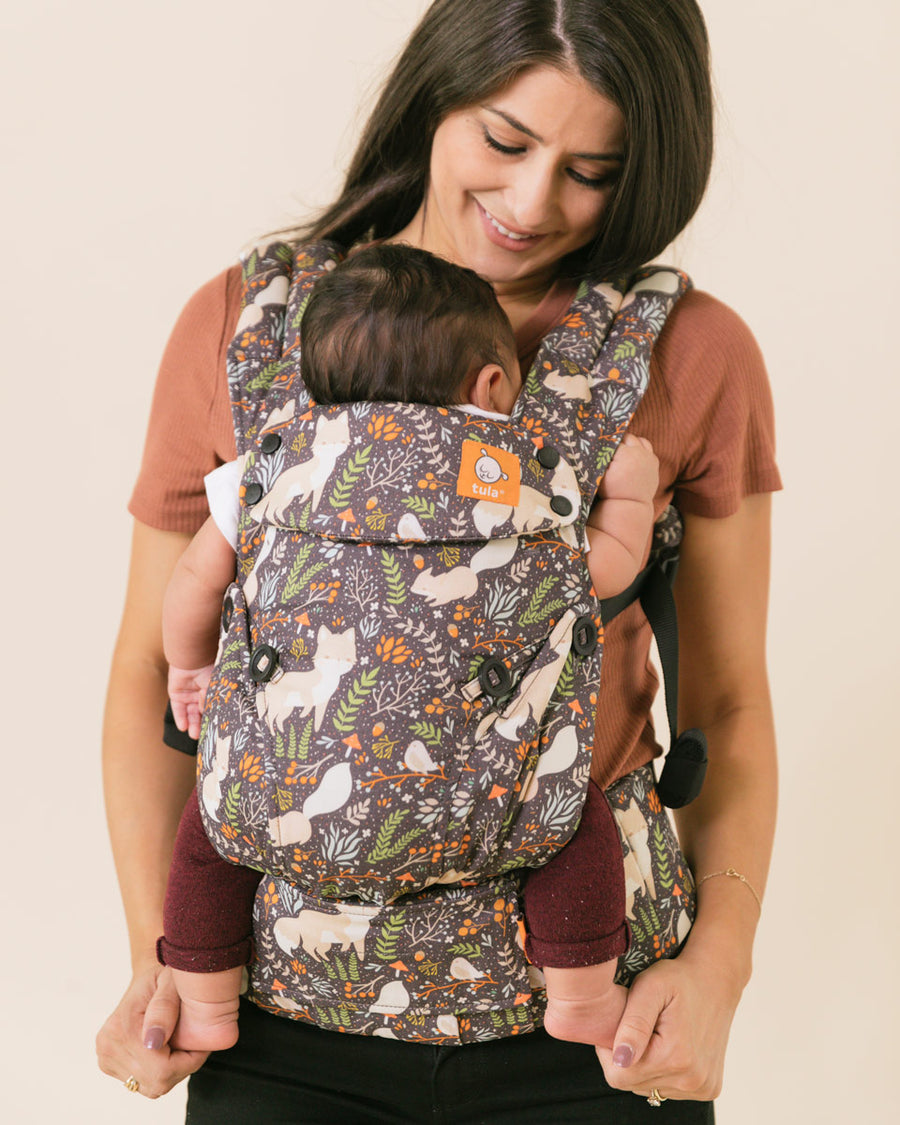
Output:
[456,442,521,505]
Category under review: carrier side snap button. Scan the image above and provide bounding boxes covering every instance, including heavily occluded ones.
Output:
[537,444,560,469]
[478,657,512,699]
[243,482,264,506]
[572,615,599,657]
[250,644,279,683]
[550,495,573,516]
[221,596,234,633]
[260,432,282,454]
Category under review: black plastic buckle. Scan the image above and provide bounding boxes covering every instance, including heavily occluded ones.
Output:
[656,729,708,808]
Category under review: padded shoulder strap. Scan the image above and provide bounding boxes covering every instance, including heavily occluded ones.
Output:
[513,268,691,520]
[227,240,344,455]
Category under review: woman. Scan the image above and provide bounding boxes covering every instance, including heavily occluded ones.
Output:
[96,1,779,1119]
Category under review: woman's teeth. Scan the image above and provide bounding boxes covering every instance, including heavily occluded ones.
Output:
[486,212,536,240]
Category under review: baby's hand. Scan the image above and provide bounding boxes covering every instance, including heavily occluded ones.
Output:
[597,435,659,505]
[167,665,215,740]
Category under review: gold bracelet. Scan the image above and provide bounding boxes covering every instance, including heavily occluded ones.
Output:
[697,867,762,912]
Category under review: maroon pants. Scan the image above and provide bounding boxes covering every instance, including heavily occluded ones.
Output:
[159,782,628,972]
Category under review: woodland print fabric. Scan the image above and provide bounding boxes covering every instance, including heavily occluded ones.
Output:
[197,241,696,1043]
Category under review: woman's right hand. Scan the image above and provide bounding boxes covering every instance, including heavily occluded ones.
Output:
[96,963,209,1098]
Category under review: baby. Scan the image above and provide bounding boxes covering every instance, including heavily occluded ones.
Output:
[160,244,658,1052]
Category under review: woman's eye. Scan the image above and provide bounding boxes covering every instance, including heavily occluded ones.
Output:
[482,129,526,156]
[567,167,616,191]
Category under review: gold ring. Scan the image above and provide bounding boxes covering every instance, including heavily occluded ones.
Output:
[124,1075,141,1093]
[647,1087,668,1107]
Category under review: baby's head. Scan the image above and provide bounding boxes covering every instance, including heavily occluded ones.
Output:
[300,244,520,414]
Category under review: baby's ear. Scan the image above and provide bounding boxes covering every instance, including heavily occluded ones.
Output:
[468,364,507,413]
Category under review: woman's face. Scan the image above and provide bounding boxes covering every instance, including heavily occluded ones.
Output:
[416,66,625,296]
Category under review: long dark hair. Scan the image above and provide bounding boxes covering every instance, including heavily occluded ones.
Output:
[295,0,713,279]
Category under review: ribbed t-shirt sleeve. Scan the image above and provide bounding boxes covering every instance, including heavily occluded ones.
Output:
[129,266,241,534]
[651,290,782,518]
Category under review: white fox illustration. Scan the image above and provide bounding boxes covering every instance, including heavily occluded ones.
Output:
[201,734,232,821]
[411,537,518,608]
[273,899,379,961]
[251,412,351,522]
[257,624,357,733]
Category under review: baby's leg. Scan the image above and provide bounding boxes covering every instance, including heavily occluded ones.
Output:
[541,960,627,1048]
[170,966,244,1051]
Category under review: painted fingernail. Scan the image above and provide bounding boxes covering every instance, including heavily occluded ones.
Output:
[144,1027,165,1050]
[612,1044,634,1068]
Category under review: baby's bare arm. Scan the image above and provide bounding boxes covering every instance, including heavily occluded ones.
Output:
[164,519,235,737]
[586,436,658,600]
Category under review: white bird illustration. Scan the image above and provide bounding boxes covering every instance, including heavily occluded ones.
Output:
[449,957,484,981]
[369,981,411,1016]
[404,740,439,773]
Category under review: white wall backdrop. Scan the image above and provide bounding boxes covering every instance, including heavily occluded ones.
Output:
[2,2,897,1121]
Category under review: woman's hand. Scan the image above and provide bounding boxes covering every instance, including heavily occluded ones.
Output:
[96,963,209,1098]
[595,947,740,1102]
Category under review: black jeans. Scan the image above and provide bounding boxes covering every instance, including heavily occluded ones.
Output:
[186,999,714,1125]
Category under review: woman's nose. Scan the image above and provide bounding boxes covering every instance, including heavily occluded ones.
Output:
[507,159,558,232]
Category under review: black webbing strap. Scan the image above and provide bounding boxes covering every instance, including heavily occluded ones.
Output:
[601,560,707,808]
[163,701,198,755]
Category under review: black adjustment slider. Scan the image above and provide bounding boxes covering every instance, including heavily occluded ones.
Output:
[656,729,708,809]
[478,657,512,699]
[221,596,234,633]
[572,614,599,657]
[243,482,264,506]
[537,444,560,469]
[249,644,280,684]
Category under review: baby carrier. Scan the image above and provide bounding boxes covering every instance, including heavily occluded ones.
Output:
[197,240,698,1043]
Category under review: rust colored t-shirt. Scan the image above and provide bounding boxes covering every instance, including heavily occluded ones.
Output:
[130,263,781,786]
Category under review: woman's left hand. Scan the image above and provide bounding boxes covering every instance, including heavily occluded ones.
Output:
[595,950,739,1102]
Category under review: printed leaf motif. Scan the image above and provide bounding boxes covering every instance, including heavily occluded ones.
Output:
[401,495,436,520]
[518,576,565,625]
[409,721,442,747]
[373,908,407,962]
[224,781,242,828]
[328,443,373,509]
[554,652,575,700]
[295,720,312,761]
[652,821,674,889]
[332,667,381,732]
[381,549,407,605]
[613,338,637,362]
[246,360,290,393]
[290,292,311,328]
[448,942,481,959]
[366,808,413,863]
[436,544,460,568]
[281,541,314,601]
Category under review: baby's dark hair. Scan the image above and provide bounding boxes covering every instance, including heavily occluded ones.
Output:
[300,244,516,406]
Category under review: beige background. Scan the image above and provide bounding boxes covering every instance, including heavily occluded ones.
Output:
[2,1,897,1121]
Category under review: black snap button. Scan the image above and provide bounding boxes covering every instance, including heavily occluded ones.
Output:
[221,596,234,634]
[249,644,279,683]
[572,614,599,657]
[260,432,282,454]
[550,495,573,517]
[478,657,512,699]
[537,444,560,469]
[243,481,264,506]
